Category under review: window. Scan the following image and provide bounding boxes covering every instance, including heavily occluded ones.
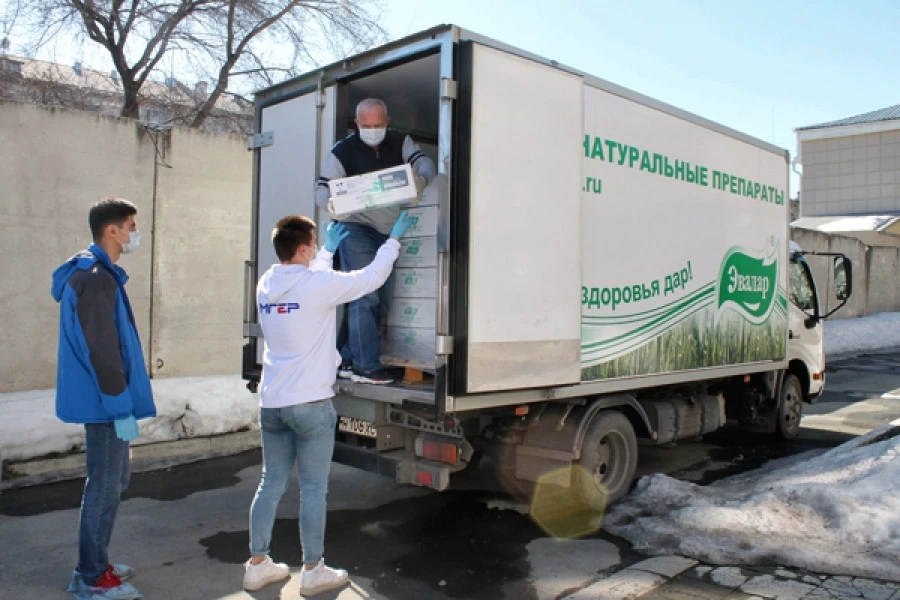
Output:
[0,58,23,74]
[789,259,815,312]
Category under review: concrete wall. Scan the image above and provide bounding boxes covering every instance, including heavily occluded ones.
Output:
[848,231,900,248]
[800,130,900,216]
[1,103,156,392]
[150,128,250,377]
[867,245,900,315]
[0,102,250,393]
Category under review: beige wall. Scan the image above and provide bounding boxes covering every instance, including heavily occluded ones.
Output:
[150,128,250,377]
[1,103,155,392]
[0,102,250,393]
[867,246,900,315]
[800,130,900,216]
[846,231,900,248]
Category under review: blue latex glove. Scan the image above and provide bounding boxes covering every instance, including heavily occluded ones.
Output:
[114,416,139,442]
[390,210,414,240]
[323,221,349,253]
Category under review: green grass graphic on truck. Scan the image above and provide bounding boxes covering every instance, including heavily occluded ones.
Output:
[581,238,786,381]
[581,299,787,380]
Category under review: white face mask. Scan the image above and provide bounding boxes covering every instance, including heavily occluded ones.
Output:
[120,229,141,254]
[359,127,386,147]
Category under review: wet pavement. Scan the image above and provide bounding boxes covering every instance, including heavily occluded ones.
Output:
[1,351,899,599]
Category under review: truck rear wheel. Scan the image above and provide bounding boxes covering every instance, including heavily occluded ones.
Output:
[776,373,803,440]
[576,411,638,507]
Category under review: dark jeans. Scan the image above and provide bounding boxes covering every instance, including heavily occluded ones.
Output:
[338,222,395,372]
[78,422,131,584]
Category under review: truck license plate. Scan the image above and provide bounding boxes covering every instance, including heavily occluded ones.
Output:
[337,416,377,438]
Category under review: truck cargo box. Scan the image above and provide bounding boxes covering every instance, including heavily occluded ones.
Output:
[243,24,790,414]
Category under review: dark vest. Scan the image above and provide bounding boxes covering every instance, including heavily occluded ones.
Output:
[332,130,406,176]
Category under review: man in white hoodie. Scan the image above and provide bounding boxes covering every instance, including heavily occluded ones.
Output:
[243,210,414,596]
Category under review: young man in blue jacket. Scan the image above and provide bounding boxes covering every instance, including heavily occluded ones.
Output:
[52,197,156,600]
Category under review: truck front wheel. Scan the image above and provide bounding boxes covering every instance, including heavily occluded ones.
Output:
[576,411,638,507]
[776,373,803,440]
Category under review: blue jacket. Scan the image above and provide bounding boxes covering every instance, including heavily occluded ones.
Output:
[51,243,156,423]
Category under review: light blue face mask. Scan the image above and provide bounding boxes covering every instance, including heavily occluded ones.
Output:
[120,229,141,254]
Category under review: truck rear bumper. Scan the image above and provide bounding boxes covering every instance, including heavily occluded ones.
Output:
[332,442,451,490]
[333,441,402,479]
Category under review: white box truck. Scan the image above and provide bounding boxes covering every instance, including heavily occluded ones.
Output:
[242,25,852,504]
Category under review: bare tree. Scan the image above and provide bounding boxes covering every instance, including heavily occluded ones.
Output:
[11,0,385,126]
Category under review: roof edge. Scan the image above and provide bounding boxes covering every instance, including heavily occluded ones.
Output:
[796,119,900,142]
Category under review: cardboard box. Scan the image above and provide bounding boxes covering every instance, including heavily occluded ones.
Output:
[328,164,417,215]
[382,327,436,367]
[387,298,436,329]
[393,268,437,298]
[402,205,438,238]
[397,236,437,268]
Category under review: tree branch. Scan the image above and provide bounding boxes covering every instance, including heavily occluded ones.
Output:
[15,0,387,128]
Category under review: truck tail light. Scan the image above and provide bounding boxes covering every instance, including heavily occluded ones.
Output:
[397,462,450,491]
[416,470,434,487]
[415,435,459,464]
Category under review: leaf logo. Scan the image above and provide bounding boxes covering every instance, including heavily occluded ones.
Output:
[716,236,779,325]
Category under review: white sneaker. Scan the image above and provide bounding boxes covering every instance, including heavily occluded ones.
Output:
[298,558,349,596]
[243,555,290,591]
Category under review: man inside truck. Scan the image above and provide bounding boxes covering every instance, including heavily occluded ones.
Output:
[315,97,436,385]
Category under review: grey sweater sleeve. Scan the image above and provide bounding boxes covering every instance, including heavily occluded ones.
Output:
[402,135,436,183]
[316,151,347,210]
[72,269,127,396]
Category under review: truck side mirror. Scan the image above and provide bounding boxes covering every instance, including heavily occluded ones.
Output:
[833,256,851,301]
[817,253,852,320]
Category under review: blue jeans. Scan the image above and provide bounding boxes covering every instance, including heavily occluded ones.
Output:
[78,423,131,584]
[249,400,337,565]
[338,222,394,372]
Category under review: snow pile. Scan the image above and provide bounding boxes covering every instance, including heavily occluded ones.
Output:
[140,376,258,442]
[0,376,258,462]
[603,425,900,582]
[825,312,900,358]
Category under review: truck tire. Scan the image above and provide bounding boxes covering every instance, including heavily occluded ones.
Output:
[776,373,803,440]
[576,410,638,507]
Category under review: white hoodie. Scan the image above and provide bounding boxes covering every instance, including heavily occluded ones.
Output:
[256,239,400,408]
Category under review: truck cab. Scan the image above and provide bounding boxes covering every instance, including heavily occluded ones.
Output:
[778,243,853,433]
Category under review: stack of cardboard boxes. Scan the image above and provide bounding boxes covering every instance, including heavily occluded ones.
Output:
[382,187,439,370]
[328,163,440,371]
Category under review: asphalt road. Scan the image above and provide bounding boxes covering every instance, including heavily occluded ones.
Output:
[2,351,898,600]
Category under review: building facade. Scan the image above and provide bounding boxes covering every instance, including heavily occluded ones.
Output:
[0,54,252,135]
[795,105,900,217]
